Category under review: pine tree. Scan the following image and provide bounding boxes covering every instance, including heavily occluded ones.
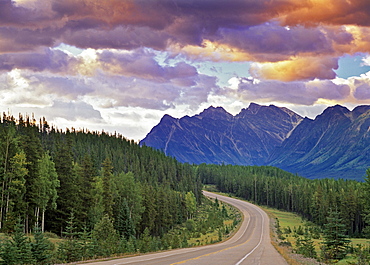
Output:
[113,172,144,230]
[363,168,370,237]
[91,214,119,257]
[0,219,35,265]
[138,227,152,253]
[50,137,79,233]
[185,191,196,219]
[295,232,317,258]
[114,197,135,240]
[321,208,351,261]
[31,224,53,265]
[57,212,82,263]
[79,226,95,261]
[101,158,114,218]
[78,154,97,225]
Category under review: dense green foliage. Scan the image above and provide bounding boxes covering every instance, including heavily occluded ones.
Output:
[199,164,370,237]
[321,209,351,261]
[199,164,370,261]
[0,114,203,263]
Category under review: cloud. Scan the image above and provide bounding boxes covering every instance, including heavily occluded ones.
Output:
[282,0,370,27]
[97,49,198,82]
[0,50,218,112]
[213,23,336,61]
[45,100,102,121]
[82,71,218,110]
[61,26,170,51]
[249,56,339,81]
[0,48,77,72]
[0,0,308,52]
[234,78,350,105]
[353,82,370,100]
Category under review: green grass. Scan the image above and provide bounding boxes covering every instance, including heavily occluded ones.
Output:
[263,207,303,228]
[262,206,370,264]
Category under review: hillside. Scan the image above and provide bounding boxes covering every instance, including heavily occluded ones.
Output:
[268,105,370,179]
[141,103,303,166]
[141,103,370,180]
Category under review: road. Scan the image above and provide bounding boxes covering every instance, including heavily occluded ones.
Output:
[79,191,288,265]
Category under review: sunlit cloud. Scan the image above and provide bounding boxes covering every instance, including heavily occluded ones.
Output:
[1,0,370,139]
[249,56,339,81]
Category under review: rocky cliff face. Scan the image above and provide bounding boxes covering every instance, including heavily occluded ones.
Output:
[268,105,370,179]
[140,103,303,166]
[141,103,370,180]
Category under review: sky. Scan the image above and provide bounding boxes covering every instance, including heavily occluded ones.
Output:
[1,0,370,141]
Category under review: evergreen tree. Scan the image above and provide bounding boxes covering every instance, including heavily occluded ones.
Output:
[19,121,43,233]
[363,168,370,237]
[91,214,119,257]
[57,212,82,263]
[79,226,95,261]
[295,232,317,258]
[50,137,80,233]
[101,158,114,218]
[321,208,351,261]
[0,219,35,265]
[31,224,53,265]
[78,154,97,225]
[114,197,135,240]
[185,191,196,219]
[140,184,157,234]
[138,227,152,253]
[113,172,144,230]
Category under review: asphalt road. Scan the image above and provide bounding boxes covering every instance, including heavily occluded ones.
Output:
[79,191,288,265]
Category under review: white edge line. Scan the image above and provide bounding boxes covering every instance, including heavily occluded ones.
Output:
[234,205,265,265]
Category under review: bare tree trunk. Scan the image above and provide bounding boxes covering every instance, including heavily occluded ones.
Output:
[42,209,45,232]
[0,135,10,229]
[35,207,40,226]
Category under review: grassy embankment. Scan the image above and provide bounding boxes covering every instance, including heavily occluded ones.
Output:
[265,206,369,265]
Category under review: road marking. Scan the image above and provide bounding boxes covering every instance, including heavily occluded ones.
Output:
[170,201,266,265]
[170,239,251,265]
[234,206,265,265]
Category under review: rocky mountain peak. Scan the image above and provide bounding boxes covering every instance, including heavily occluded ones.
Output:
[141,104,370,180]
[352,105,370,119]
[320,104,350,117]
[198,106,233,120]
[247,102,262,114]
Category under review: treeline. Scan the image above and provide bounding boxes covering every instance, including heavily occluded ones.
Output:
[0,113,203,262]
[198,164,370,237]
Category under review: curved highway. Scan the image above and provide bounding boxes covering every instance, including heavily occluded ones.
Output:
[79,191,288,265]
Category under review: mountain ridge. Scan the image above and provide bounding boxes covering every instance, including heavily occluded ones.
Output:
[140,103,370,180]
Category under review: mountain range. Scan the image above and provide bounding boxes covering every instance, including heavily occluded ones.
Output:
[140,103,370,180]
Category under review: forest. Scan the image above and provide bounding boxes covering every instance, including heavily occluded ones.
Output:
[199,164,370,237]
[199,164,370,261]
[0,113,207,264]
[0,113,370,263]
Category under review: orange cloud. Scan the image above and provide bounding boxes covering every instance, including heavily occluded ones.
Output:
[281,0,370,27]
[249,56,338,81]
[170,40,255,62]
